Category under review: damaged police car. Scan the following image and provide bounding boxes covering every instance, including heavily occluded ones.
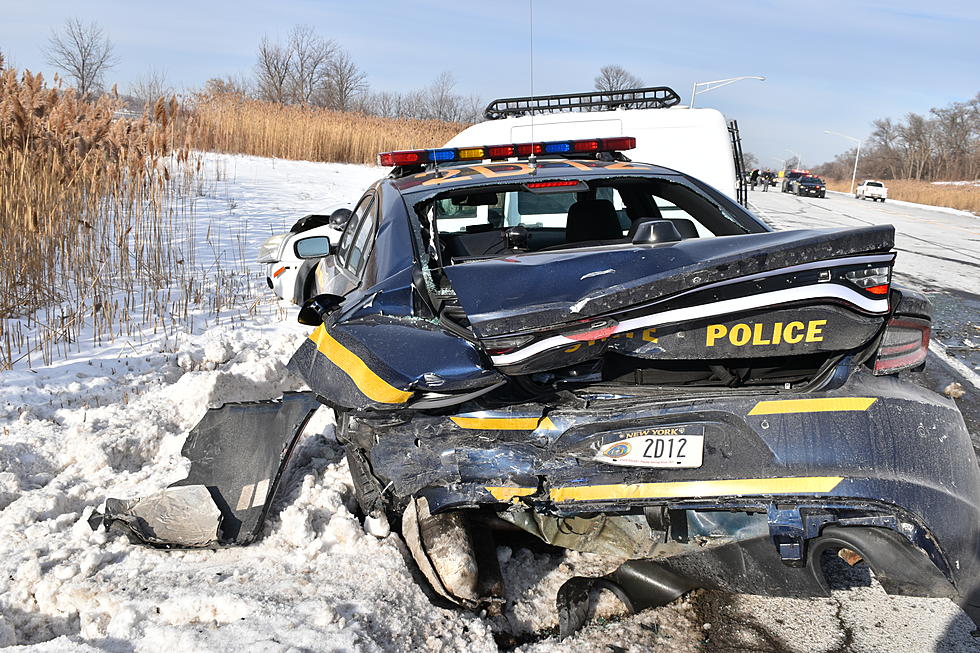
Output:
[99,137,980,637]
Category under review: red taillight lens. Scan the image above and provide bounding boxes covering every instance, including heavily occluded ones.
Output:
[483,335,533,356]
[873,317,930,375]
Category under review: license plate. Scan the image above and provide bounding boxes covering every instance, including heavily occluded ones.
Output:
[595,425,704,468]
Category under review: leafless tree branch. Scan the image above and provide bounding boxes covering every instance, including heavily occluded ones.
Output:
[43,18,118,99]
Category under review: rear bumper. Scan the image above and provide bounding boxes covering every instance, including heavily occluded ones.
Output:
[356,370,980,611]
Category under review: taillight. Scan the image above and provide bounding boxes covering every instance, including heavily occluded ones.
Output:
[483,335,533,356]
[872,317,930,375]
[846,266,890,294]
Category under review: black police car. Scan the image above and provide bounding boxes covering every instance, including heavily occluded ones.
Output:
[103,137,980,637]
[795,174,827,198]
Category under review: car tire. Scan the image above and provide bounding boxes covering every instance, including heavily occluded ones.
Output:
[880,198,885,202]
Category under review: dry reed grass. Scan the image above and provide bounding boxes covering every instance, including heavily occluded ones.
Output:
[823,178,980,213]
[0,84,467,369]
[0,70,209,368]
[189,95,466,164]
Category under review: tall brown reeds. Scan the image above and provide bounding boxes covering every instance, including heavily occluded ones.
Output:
[0,69,197,367]
[822,179,980,214]
[189,95,465,164]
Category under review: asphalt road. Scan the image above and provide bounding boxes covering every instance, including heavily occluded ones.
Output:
[682,187,980,653]
[750,187,980,447]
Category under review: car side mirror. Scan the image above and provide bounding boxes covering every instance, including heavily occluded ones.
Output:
[329,208,353,231]
[298,293,345,326]
[294,236,333,259]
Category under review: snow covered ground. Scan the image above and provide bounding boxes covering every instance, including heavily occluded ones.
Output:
[2,155,978,652]
[0,154,703,652]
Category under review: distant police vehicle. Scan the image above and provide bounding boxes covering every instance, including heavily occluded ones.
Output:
[794,174,827,198]
[781,169,810,193]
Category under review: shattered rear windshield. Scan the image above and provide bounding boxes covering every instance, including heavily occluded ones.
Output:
[410,172,768,265]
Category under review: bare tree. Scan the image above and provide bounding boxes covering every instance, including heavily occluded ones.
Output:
[594,65,643,92]
[254,36,293,104]
[200,75,250,99]
[428,71,464,122]
[129,68,173,108]
[44,18,118,99]
[288,25,336,105]
[323,49,366,111]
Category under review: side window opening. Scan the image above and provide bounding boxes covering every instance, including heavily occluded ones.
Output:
[337,194,373,268]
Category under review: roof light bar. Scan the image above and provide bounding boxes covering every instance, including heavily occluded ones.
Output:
[377,137,636,167]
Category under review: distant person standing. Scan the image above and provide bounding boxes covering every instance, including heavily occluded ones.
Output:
[749,168,759,190]
[761,169,772,192]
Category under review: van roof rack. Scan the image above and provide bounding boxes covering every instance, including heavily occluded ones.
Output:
[483,86,681,120]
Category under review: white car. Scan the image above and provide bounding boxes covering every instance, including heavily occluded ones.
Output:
[258,208,353,304]
[856,180,888,202]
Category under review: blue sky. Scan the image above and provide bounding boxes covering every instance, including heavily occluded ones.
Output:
[2,0,978,167]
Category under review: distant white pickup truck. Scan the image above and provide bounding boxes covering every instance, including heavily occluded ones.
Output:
[856,180,888,202]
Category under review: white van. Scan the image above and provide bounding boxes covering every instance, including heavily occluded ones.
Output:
[444,87,740,201]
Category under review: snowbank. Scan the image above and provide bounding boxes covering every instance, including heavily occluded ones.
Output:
[0,154,705,652]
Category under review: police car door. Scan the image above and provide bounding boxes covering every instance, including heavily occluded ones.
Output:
[318,192,376,298]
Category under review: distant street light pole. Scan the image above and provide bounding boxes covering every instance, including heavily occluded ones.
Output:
[690,75,766,108]
[824,130,863,195]
[771,157,786,171]
[785,149,802,170]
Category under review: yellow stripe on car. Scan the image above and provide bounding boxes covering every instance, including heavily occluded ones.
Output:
[747,397,877,415]
[485,486,537,502]
[451,416,558,430]
[309,325,412,404]
[549,476,844,503]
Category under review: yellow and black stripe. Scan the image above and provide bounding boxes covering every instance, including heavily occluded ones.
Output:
[308,324,412,404]
[747,397,876,415]
[451,415,558,431]
[549,476,844,503]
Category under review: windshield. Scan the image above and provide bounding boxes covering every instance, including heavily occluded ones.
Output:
[866,181,883,187]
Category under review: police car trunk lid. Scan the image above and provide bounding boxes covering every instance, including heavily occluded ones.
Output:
[442,225,895,374]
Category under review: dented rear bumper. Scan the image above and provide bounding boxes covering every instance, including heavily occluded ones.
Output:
[345,369,980,619]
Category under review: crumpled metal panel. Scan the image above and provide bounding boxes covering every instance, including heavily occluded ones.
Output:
[100,392,321,547]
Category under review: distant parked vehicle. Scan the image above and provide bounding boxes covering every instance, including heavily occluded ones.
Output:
[795,174,826,198]
[856,180,888,202]
[781,169,809,193]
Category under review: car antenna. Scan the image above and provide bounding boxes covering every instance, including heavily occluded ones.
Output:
[527,0,537,176]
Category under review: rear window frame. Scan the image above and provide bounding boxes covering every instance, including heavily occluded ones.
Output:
[408,172,770,269]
